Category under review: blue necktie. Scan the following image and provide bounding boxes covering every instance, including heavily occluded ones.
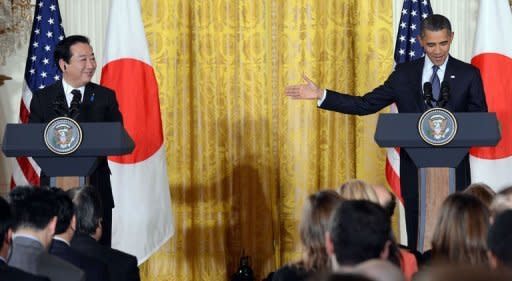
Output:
[431,65,440,101]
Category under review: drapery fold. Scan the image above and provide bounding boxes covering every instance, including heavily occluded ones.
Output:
[139,1,392,280]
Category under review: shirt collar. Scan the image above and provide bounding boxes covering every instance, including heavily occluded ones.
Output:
[53,236,71,246]
[424,55,449,72]
[62,79,85,96]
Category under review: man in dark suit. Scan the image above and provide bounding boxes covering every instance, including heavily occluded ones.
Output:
[69,186,140,281]
[0,196,50,281]
[8,186,84,281]
[28,35,123,246]
[49,188,110,281]
[285,14,487,250]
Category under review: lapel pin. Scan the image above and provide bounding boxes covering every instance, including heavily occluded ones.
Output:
[450,75,455,79]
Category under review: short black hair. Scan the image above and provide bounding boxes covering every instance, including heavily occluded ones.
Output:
[329,200,391,266]
[54,35,90,71]
[420,14,452,38]
[0,196,13,244]
[9,186,58,231]
[488,210,512,269]
[68,186,103,235]
[51,188,75,235]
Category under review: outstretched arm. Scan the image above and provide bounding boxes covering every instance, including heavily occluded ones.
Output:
[285,74,324,100]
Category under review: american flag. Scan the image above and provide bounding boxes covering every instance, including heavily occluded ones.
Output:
[386,0,432,244]
[11,0,65,187]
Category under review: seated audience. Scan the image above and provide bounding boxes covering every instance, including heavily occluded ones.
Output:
[0,195,50,281]
[8,186,84,281]
[338,180,417,280]
[464,182,495,209]
[68,186,140,281]
[487,210,512,271]
[430,193,489,266]
[49,188,110,281]
[272,190,342,281]
[325,199,402,281]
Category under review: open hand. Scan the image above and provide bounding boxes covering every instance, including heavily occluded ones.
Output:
[285,74,323,100]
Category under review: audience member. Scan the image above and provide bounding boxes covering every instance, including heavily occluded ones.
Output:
[414,265,511,281]
[430,193,489,266]
[8,186,84,281]
[69,186,140,281]
[353,259,404,281]
[0,195,50,281]
[310,272,373,281]
[272,190,342,281]
[326,200,393,270]
[338,180,378,203]
[487,210,512,271]
[490,186,512,221]
[338,180,416,280]
[49,188,110,281]
[464,182,495,209]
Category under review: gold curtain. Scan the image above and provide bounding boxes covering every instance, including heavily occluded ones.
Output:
[139,0,392,280]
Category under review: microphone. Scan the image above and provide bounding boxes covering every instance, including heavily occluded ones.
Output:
[439,81,450,108]
[423,82,434,108]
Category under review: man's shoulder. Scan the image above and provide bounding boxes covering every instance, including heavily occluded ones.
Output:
[0,264,50,281]
[85,82,115,94]
[447,56,479,72]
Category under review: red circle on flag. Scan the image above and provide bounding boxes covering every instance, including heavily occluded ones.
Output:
[470,53,512,159]
[101,58,163,164]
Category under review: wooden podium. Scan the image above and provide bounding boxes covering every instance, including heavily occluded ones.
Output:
[374,112,500,252]
[2,122,134,190]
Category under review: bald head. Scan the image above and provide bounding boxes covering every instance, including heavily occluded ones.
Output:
[354,259,404,281]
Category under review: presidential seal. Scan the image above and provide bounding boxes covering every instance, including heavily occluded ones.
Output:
[44,117,83,155]
[418,108,458,146]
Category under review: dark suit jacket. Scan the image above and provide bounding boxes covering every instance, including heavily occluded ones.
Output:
[49,238,110,281]
[28,81,123,209]
[8,236,84,281]
[0,260,50,281]
[319,56,487,250]
[320,56,487,114]
[71,234,140,281]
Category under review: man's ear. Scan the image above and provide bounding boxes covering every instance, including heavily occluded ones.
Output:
[59,59,67,71]
[70,215,77,232]
[488,250,499,269]
[380,240,391,260]
[48,216,57,236]
[3,228,12,246]
[325,231,334,256]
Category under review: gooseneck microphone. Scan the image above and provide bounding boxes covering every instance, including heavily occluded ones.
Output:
[439,81,450,108]
[423,82,434,108]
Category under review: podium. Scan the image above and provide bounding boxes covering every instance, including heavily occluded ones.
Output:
[374,112,500,252]
[2,122,134,189]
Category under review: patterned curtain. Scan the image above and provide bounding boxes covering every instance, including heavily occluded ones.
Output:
[139,1,392,280]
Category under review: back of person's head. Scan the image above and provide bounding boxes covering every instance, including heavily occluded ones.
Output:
[51,188,75,235]
[53,35,90,70]
[338,180,378,203]
[431,193,489,266]
[68,186,103,236]
[9,186,58,231]
[488,210,512,270]
[420,14,452,37]
[0,196,12,246]
[372,185,396,218]
[299,190,342,271]
[353,259,404,281]
[328,200,391,266]
[464,182,495,208]
[490,186,512,220]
